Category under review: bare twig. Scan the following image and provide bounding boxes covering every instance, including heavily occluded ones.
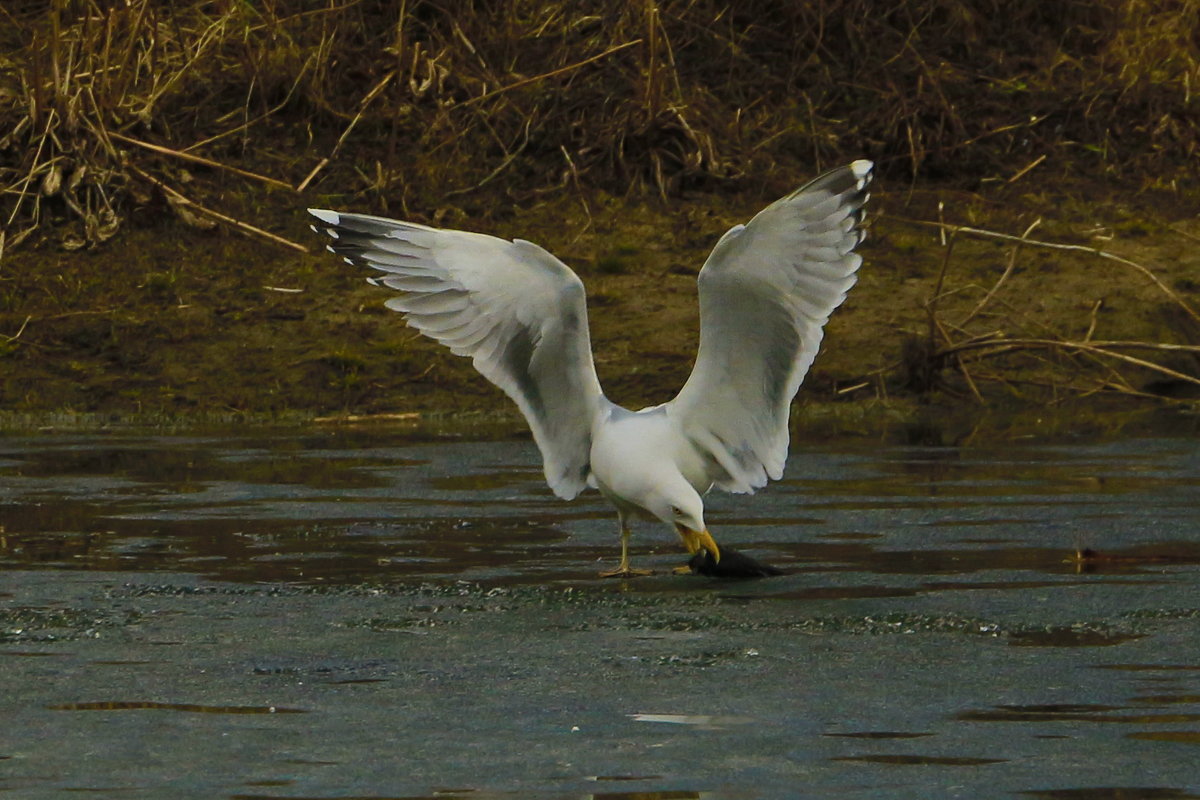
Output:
[939,336,1200,389]
[312,412,421,424]
[835,381,871,395]
[297,71,395,192]
[183,54,314,153]
[1168,225,1200,244]
[109,132,294,191]
[1083,299,1102,342]
[893,216,1200,324]
[443,119,531,199]
[924,228,956,346]
[956,352,984,402]
[454,39,643,110]
[126,163,308,253]
[946,338,1200,356]
[1006,154,1046,184]
[2,315,31,343]
[957,218,1041,329]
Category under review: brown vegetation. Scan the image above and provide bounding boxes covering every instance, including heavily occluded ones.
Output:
[5,1,1199,243]
[0,1,1198,422]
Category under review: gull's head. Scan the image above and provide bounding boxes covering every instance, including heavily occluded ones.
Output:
[666,499,706,539]
[647,478,719,562]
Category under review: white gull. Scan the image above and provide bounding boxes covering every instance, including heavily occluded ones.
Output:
[309,160,872,576]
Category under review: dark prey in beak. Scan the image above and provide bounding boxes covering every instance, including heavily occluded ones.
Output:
[685,546,786,578]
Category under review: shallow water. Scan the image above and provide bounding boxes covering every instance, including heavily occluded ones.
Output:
[1,430,1198,798]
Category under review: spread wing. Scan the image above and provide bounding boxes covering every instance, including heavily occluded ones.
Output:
[666,160,872,493]
[309,210,604,499]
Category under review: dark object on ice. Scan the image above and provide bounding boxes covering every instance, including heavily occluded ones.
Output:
[686,546,786,578]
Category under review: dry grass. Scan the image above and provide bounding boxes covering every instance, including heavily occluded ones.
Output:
[2,0,1198,255]
[0,1,1197,414]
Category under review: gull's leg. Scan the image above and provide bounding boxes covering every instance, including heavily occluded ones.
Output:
[599,513,653,578]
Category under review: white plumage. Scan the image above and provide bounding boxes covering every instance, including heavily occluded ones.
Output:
[310,160,872,576]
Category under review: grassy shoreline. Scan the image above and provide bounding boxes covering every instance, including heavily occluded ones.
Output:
[3,395,1194,448]
[2,3,1197,423]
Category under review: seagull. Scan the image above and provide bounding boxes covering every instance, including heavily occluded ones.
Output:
[309,160,872,577]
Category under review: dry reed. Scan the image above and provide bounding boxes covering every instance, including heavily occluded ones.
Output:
[0,1,1196,407]
[1,1,1197,255]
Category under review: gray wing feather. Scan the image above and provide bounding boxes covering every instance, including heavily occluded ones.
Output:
[309,210,604,499]
[666,160,873,494]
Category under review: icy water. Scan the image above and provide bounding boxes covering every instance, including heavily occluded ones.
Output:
[1,429,1199,799]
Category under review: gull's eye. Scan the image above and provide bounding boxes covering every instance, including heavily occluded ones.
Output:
[670,505,684,517]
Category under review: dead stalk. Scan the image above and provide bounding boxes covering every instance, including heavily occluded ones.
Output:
[443,119,531,199]
[1168,225,1200,244]
[957,218,1040,328]
[895,217,1200,324]
[126,163,308,253]
[2,315,32,343]
[1006,154,1047,184]
[941,337,1200,388]
[560,145,592,238]
[110,132,294,191]
[946,338,1200,356]
[5,109,56,228]
[297,71,395,192]
[1083,300,1102,342]
[454,39,643,110]
[183,54,314,153]
[924,228,957,346]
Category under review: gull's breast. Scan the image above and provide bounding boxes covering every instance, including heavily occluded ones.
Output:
[589,406,711,504]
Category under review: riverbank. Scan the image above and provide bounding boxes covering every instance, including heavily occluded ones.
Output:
[3,4,1197,425]
[3,175,1198,429]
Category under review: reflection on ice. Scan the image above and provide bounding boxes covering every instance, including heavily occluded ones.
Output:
[1,432,1196,587]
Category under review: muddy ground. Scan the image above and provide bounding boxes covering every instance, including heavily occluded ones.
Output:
[2,173,1198,427]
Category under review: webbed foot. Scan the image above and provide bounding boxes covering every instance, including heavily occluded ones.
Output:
[599,564,654,578]
[601,524,652,577]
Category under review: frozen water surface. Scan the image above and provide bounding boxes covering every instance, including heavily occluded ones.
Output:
[1,429,1198,799]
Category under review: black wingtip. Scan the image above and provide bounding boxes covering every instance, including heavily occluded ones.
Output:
[803,160,873,198]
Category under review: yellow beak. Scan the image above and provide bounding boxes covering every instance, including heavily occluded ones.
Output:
[675,524,720,563]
